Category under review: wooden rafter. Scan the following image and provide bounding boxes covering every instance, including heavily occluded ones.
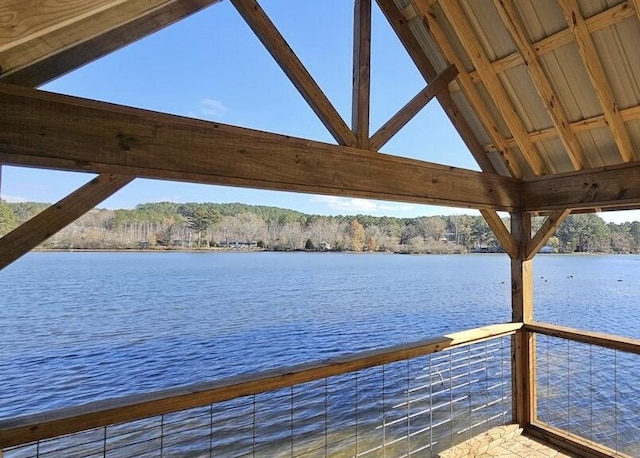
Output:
[525,209,570,260]
[437,0,547,176]
[352,0,372,149]
[494,0,586,171]
[0,174,133,271]
[369,65,458,151]
[558,0,635,163]
[0,0,221,87]
[375,0,498,174]
[0,84,520,212]
[465,1,635,88]
[230,0,356,147]
[523,162,640,212]
[411,1,521,177]
[486,105,640,153]
[479,209,517,259]
[633,0,640,23]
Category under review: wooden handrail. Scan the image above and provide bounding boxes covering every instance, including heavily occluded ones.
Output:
[0,322,520,449]
[525,322,640,355]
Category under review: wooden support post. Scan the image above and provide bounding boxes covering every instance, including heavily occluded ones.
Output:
[510,211,535,426]
[0,174,133,271]
[352,0,372,149]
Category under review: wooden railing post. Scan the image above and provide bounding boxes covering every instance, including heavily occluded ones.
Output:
[510,211,535,426]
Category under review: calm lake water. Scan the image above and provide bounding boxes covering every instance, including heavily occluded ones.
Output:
[1,252,639,421]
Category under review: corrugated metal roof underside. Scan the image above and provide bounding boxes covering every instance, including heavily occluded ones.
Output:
[397,0,640,178]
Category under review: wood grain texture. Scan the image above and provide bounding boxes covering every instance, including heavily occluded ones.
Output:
[494,0,586,171]
[0,322,522,449]
[376,0,498,174]
[486,104,640,153]
[352,0,371,149]
[522,162,640,211]
[231,0,355,146]
[438,0,546,176]
[0,84,519,211]
[465,1,635,87]
[0,174,133,270]
[526,423,633,458]
[413,0,522,177]
[525,209,570,260]
[479,209,517,259]
[370,65,458,151]
[525,321,640,355]
[0,0,221,87]
[559,0,635,163]
[510,212,534,426]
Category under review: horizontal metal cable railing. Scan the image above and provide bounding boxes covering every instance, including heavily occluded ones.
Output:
[0,323,518,457]
[525,322,640,458]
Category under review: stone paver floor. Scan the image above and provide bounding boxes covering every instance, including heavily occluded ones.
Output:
[438,425,581,458]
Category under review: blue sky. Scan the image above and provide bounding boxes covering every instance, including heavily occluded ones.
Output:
[2,1,637,223]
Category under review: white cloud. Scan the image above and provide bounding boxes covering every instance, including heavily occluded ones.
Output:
[199,98,228,117]
[310,196,416,215]
[1,195,27,203]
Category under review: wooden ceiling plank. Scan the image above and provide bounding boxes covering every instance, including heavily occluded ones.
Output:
[495,0,586,170]
[352,0,372,149]
[523,162,640,211]
[525,209,570,260]
[0,174,133,271]
[412,1,522,177]
[558,0,636,163]
[0,84,519,211]
[0,0,221,87]
[376,0,498,175]
[437,0,547,176]
[370,64,458,151]
[465,1,634,87]
[480,209,517,258]
[230,0,355,147]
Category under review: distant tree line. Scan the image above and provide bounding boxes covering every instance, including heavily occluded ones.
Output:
[1,199,640,254]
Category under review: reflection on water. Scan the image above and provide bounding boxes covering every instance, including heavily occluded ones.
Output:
[1,252,639,441]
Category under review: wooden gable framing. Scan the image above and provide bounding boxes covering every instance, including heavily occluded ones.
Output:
[3,0,640,268]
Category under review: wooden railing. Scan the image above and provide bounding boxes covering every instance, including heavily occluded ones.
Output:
[524,322,640,458]
[0,322,520,454]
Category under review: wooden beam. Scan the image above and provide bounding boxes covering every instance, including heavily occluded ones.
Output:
[524,321,640,355]
[0,322,521,449]
[480,209,517,259]
[465,1,635,88]
[525,209,570,260]
[369,65,458,151]
[438,0,547,176]
[0,174,133,271]
[485,104,640,153]
[412,1,522,178]
[0,0,221,87]
[494,0,587,171]
[510,212,535,427]
[230,0,356,147]
[522,162,640,211]
[558,0,636,163]
[526,423,634,458]
[0,84,520,211]
[352,0,372,149]
[375,0,498,174]
[633,0,640,24]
